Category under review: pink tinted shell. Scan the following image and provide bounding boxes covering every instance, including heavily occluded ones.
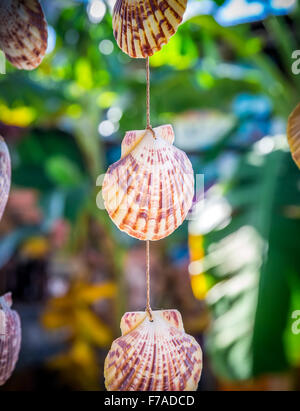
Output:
[0,293,21,386]
[104,309,202,391]
[102,125,194,241]
[0,137,11,221]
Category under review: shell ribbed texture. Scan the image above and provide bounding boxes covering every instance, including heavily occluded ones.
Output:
[0,294,21,386]
[113,0,187,58]
[104,310,202,391]
[102,125,194,241]
[0,137,11,221]
[0,0,48,70]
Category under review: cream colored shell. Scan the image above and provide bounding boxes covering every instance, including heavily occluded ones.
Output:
[102,125,194,241]
[0,293,21,386]
[0,137,11,222]
[113,0,187,58]
[0,0,48,70]
[104,309,202,391]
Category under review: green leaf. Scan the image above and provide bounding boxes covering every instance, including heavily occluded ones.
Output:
[45,156,84,187]
[202,141,300,380]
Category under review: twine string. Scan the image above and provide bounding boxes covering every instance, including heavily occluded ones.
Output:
[146,57,156,138]
[146,57,153,321]
[146,239,152,321]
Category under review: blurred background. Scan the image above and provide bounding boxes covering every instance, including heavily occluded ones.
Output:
[0,0,300,391]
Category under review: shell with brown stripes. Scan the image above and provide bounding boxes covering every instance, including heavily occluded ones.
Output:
[104,309,202,391]
[112,0,187,58]
[0,137,11,222]
[0,0,48,70]
[102,125,194,241]
[0,293,21,386]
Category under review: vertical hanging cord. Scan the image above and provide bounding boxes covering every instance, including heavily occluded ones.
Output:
[146,239,152,320]
[146,57,151,129]
[146,57,153,321]
[146,57,155,137]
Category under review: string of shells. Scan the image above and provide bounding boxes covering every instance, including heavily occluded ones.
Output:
[104,0,202,392]
[113,0,187,58]
[0,0,48,70]
[0,293,22,386]
[104,310,202,391]
[102,125,194,241]
[287,102,300,169]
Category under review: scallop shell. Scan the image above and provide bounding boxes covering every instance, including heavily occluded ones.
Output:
[287,102,300,169]
[113,0,187,58]
[104,309,202,391]
[0,0,48,70]
[102,125,194,241]
[0,137,11,222]
[0,293,21,386]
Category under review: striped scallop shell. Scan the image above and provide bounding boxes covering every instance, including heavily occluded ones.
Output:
[0,0,48,70]
[0,293,21,386]
[104,310,202,391]
[0,137,11,222]
[287,102,300,169]
[113,0,187,58]
[102,125,194,241]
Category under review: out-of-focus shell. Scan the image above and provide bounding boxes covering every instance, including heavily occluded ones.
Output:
[287,102,300,169]
[104,309,202,391]
[0,0,48,70]
[113,0,187,58]
[0,137,11,221]
[0,293,21,386]
[102,125,194,241]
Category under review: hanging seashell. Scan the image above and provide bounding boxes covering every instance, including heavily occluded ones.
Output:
[0,293,21,386]
[102,125,194,241]
[0,137,11,222]
[112,0,187,58]
[0,0,48,70]
[104,309,202,391]
[287,102,300,169]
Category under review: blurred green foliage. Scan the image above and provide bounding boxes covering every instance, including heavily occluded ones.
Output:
[204,143,300,380]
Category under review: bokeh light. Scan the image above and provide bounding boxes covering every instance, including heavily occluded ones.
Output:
[98,120,115,137]
[87,0,106,24]
[99,39,114,55]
